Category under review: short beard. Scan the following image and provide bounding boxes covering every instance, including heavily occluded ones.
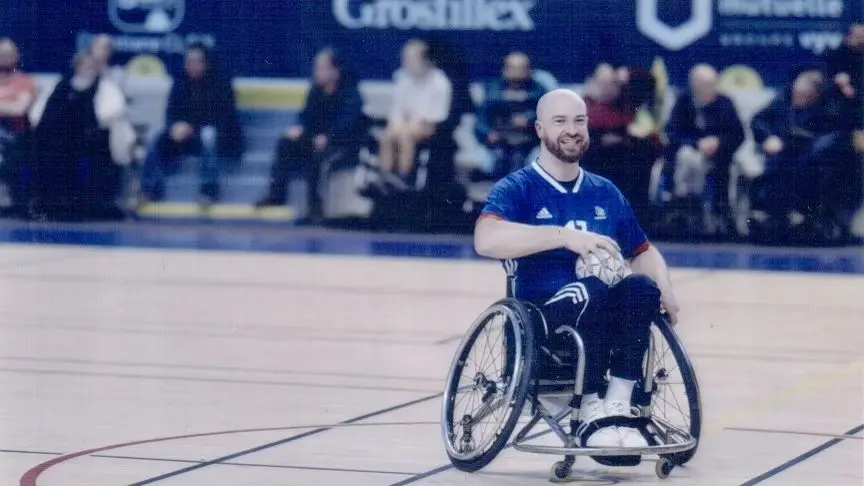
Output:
[542,134,586,164]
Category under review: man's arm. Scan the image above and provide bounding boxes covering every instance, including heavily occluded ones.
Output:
[630,245,680,324]
[474,216,621,261]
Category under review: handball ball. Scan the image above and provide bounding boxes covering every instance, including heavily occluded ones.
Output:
[575,248,632,287]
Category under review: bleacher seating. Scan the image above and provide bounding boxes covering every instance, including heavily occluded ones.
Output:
[20,74,863,236]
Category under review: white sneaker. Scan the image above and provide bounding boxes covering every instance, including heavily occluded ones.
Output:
[578,398,621,448]
[605,400,649,448]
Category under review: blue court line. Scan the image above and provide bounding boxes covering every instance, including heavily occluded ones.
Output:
[0,448,417,476]
[127,392,442,485]
[0,221,862,274]
[738,423,864,485]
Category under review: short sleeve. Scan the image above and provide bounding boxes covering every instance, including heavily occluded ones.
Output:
[480,176,523,223]
[614,190,650,258]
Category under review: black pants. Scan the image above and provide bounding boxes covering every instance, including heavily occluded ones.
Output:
[265,137,350,215]
[537,275,661,395]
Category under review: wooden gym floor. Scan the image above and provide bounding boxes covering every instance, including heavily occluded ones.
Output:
[0,236,860,485]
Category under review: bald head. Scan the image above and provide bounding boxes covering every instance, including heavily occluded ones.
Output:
[535,89,589,164]
[536,89,587,121]
[0,38,19,73]
[689,64,719,106]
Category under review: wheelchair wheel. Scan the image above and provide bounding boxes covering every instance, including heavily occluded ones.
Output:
[441,299,536,472]
[649,314,702,466]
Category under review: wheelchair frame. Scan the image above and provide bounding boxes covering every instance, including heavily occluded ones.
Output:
[440,298,701,481]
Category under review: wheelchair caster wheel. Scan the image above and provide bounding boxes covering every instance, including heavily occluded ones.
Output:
[550,461,573,483]
[656,457,674,479]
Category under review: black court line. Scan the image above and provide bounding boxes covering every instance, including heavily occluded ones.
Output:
[725,426,864,440]
[0,356,444,383]
[127,392,442,485]
[0,448,60,456]
[739,423,864,486]
[0,367,440,394]
[389,427,554,485]
[0,448,416,476]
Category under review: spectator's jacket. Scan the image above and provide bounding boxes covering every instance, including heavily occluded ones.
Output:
[474,78,544,145]
[751,86,837,152]
[166,71,244,158]
[664,91,745,162]
[298,73,366,148]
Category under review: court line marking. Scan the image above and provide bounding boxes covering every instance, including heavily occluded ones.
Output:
[125,393,443,486]
[19,394,443,486]
[0,356,445,383]
[0,272,504,300]
[0,321,441,347]
[738,424,864,485]
[3,448,417,476]
[724,426,864,441]
[0,367,441,394]
[389,427,555,486]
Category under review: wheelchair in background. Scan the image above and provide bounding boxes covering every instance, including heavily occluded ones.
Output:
[440,296,701,481]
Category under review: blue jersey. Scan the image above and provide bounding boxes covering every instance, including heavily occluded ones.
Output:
[480,160,650,302]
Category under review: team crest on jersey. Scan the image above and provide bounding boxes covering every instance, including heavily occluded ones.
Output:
[536,207,553,220]
[594,206,607,220]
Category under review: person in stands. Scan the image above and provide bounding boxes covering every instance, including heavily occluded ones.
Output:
[0,38,36,217]
[255,48,366,224]
[141,42,243,209]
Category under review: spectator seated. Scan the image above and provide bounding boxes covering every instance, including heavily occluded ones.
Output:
[747,71,861,245]
[140,43,244,209]
[472,52,545,181]
[654,64,745,239]
[28,52,129,221]
[583,64,662,225]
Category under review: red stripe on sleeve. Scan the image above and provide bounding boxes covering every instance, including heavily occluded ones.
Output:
[631,240,651,258]
[477,213,506,222]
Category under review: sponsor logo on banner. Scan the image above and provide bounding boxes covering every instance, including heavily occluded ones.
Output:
[79,0,213,57]
[109,0,186,33]
[333,0,537,30]
[637,0,713,50]
[637,0,850,54]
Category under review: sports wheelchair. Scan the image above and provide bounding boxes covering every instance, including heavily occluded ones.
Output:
[440,295,701,482]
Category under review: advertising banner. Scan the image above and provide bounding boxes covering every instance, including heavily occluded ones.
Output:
[4,0,861,86]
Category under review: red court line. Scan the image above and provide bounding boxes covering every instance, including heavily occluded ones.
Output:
[19,419,437,486]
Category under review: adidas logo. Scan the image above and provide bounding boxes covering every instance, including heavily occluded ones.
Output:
[594,206,607,220]
[536,207,553,219]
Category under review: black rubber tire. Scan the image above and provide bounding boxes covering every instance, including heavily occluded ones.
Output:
[442,298,536,473]
[654,314,702,466]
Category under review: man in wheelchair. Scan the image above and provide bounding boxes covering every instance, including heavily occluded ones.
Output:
[474,89,680,450]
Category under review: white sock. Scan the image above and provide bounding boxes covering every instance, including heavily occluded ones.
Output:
[579,393,600,412]
[605,376,636,406]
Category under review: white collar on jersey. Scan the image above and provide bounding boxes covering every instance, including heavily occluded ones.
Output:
[531,159,584,194]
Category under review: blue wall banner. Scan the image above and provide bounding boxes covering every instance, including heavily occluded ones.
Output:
[3,0,861,86]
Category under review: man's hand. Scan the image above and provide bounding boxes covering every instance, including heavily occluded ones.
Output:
[835,72,856,98]
[762,135,784,155]
[854,130,864,154]
[697,136,720,157]
[561,228,621,259]
[284,126,304,141]
[170,122,193,143]
[487,131,501,145]
[660,290,680,326]
[313,134,328,152]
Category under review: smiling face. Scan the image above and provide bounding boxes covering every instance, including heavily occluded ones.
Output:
[535,90,590,164]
